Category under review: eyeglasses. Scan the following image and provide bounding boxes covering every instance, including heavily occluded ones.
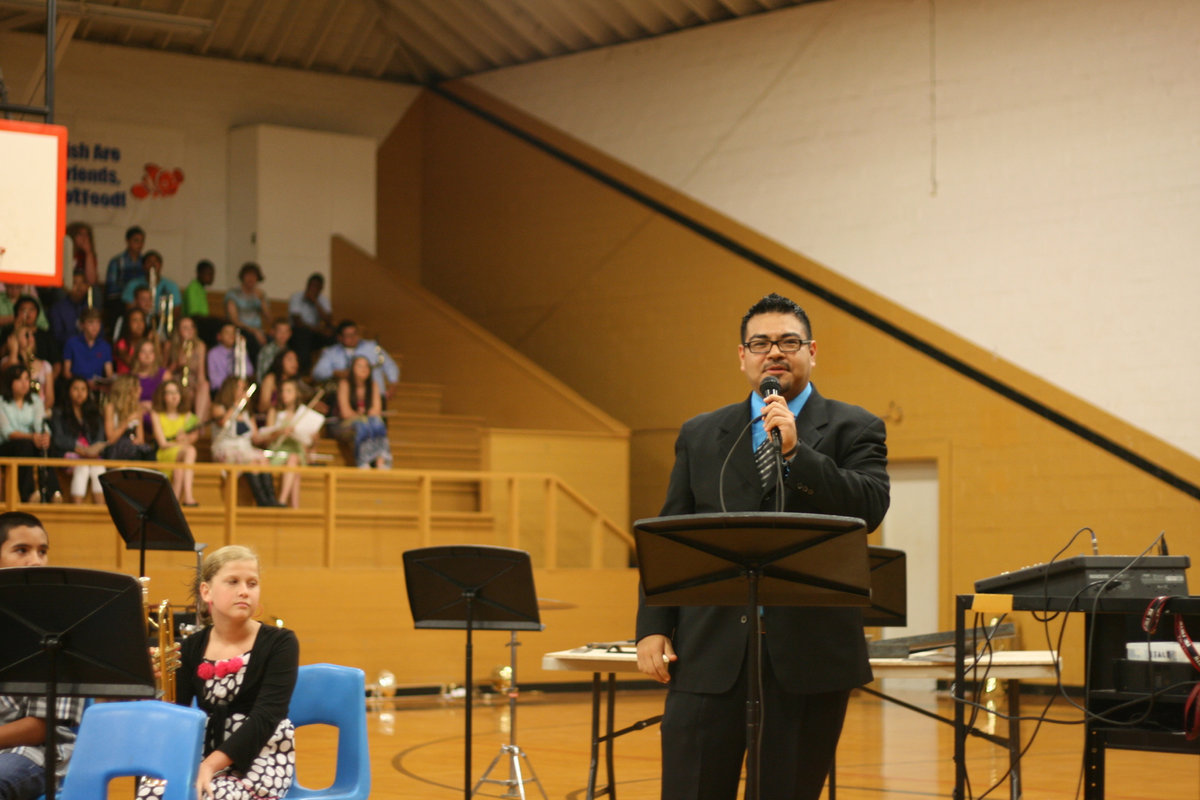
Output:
[742,337,812,355]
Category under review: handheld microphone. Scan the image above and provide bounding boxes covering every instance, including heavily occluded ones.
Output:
[759,376,783,450]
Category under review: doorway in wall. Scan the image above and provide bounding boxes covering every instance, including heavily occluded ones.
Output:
[879,459,940,694]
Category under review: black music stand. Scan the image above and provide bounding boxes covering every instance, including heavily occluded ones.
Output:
[634,512,870,800]
[100,468,196,577]
[402,546,543,800]
[0,567,156,799]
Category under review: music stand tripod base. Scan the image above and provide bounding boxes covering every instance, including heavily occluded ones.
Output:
[473,629,548,800]
[474,743,547,800]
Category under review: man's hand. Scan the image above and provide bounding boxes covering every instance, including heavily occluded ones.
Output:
[761,393,798,456]
[636,634,676,684]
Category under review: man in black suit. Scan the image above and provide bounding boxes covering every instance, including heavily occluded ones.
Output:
[636,293,890,800]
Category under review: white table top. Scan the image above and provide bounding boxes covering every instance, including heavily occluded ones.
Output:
[542,644,1060,680]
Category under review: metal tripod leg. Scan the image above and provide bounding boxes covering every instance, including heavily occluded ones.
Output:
[473,743,548,800]
[471,631,548,799]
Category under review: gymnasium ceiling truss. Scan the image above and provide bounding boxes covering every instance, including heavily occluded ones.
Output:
[0,0,818,86]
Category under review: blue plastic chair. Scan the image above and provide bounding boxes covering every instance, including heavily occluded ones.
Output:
[284,663,371,800]
[60,700,206,800]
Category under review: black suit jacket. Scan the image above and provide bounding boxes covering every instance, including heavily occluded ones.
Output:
[636,385,889,695]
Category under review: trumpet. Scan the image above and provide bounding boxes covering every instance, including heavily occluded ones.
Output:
[140,578,181,702]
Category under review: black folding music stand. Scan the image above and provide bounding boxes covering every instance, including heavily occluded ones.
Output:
[402,545,543,800]
[0,567,156,799]
[100,468,196,577]
[634,511,870,800]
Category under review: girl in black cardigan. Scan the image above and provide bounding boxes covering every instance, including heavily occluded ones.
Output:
[139,545,299,800]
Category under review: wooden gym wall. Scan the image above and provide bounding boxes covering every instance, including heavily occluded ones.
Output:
[378,82,1200,679]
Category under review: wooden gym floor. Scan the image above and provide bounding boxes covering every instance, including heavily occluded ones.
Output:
[291,686,1200,799]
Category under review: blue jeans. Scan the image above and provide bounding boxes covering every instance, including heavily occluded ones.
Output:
[0,753,45,800]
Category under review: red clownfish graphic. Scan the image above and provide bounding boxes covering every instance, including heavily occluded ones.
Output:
[131,163,185,199]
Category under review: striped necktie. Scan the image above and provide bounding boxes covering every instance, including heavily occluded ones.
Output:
[755,438,777,488]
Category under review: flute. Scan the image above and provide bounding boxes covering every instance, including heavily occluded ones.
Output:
[269,387,326,451]
[222,383,257,433]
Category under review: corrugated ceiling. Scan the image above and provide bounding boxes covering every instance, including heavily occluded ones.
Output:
[0,0,819,85]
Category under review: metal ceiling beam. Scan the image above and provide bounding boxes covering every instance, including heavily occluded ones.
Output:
[370,0,473,82]
[301,0,347,69]
[644,0,693,27]
[0,11,40,30]
[551,0,619,49]
[19,12,78,117]
[676,0,717,23]
[158,0,193,50]
[120,0,146,44]
[265,0,301,64]
[440,0,537,63]
[232,0,271,59]
[609,0,673,36]
[338,11,380,74]
[496,0,578,55]
[370,39,400,79]
[419,0,513,68]
[0,0,212,33]
[196,0,231,54]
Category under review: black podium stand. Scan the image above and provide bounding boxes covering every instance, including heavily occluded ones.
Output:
[100,468,196,576]
[0,567,156,798]
[634,512,870,800]
[403,545,543,800]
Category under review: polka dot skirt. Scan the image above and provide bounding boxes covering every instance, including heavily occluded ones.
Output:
[137,652,296,800]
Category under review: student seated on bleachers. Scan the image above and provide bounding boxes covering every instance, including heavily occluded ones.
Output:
[1,325,55,411]
[103,225,146,329]
[164,316,210,424]
[150,379,199,508]
[206,323,254,399]
[113,308,150,375]
[62,310,113,392]
[255,319,292,385]
[287,272,335,372]
[50,376,107,504]
[333,355,392,470]
[210,377,283,507]
[263,378,320,509]
[182,259,223,346]
[0,296,60,381]
[311,319,399,404]
[224,262,270,366]
[101,375,153,462]
[48,273,90,349]
[0,511,87,800]
[0,365,61,503]
[256,349,300,417]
